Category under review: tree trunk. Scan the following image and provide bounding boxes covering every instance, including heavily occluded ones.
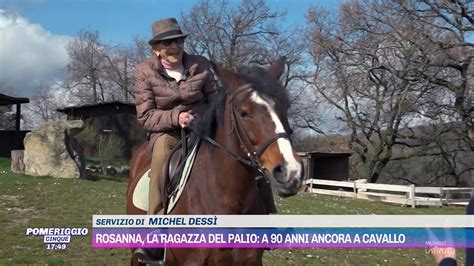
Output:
[92,74,98,103]
[123,57,129,101]
[11,150,25,173]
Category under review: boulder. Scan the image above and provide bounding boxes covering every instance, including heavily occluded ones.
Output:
[24,120,86,178]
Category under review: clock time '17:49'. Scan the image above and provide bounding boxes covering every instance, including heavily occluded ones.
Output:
[46,243,67,250]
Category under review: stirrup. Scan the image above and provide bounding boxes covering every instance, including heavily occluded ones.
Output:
[134,248,165,265]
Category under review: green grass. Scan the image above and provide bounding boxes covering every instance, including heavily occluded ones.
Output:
[0,158,130,265]
[0,158,466,265]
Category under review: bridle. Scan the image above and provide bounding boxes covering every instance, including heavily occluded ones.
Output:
[189,83,290,181]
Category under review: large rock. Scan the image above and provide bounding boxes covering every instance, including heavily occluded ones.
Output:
[24,120,86,178]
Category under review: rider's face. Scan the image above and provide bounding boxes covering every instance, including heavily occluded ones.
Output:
[152,37,185,63]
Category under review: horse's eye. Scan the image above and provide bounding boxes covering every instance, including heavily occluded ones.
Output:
[239,110,250,118]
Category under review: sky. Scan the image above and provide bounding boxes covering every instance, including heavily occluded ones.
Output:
[2,0,338,44]
[0,0,340,97]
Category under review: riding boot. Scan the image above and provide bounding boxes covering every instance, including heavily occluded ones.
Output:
[134,248,165,265]
[135,214,166,264]
[257,178,277,214]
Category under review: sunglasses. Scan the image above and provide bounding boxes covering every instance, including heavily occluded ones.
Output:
[159,38,185,46]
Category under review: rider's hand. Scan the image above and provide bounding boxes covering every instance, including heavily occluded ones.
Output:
[178,111,195,128]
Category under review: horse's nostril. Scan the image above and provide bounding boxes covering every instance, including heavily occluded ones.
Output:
[272,165,283,182]
[272,165,287,183]
[273,165,283,175]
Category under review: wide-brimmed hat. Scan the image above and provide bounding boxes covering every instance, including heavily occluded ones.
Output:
[148,18,188,45]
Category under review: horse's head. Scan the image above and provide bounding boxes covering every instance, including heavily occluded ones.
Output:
[211,58,303,197]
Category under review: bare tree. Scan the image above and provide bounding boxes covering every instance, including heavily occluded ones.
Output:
[303,0,473,184]
[23,83,65,128]
[103,36,151,103]
[104,46,133,102]
[181,0,285,68]
[382,123,473,186]
[128,35,150,67]
[389,0,473,145]
[364,0,474,184]
[290,84,327,135]
[182,0,320,135]
[66,30,109,104]
[305,3,433,183]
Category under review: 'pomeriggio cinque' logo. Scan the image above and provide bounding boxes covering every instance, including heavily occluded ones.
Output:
[26,228,88,250]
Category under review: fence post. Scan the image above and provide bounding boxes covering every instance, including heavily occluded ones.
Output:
[445,190,451,206]
[353,181,357,198]
[409,184,416,208]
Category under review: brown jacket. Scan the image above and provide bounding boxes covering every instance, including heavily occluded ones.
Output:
[133,53,217,151]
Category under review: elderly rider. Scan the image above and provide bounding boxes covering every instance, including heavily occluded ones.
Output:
[133,17,217,262]
[134,17,216,217]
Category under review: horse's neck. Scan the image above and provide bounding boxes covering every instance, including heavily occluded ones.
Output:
[212,120,257,189]
[194,114,260,213]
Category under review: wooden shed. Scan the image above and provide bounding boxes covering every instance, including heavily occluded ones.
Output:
[297,151,352,181]
[57,101,146,158]
[0,94,30,157]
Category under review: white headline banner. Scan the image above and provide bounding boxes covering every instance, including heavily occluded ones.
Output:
[93,215,474,228]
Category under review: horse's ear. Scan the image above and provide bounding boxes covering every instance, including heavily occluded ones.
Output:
[210,61,244,90]
[267,57,286,80]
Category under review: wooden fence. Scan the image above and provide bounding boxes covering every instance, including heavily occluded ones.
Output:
[304,179,474,208]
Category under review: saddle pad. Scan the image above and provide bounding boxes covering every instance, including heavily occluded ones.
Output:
[132,141,199,213]
[166,140,199,214]
[132,169,150,211]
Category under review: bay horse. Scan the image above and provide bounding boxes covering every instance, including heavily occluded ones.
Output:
[127,58,303,265]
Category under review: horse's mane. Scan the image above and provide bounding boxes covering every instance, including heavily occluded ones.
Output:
[192,65,290,138]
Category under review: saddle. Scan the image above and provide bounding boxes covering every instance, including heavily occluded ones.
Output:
[162,129,201,213]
